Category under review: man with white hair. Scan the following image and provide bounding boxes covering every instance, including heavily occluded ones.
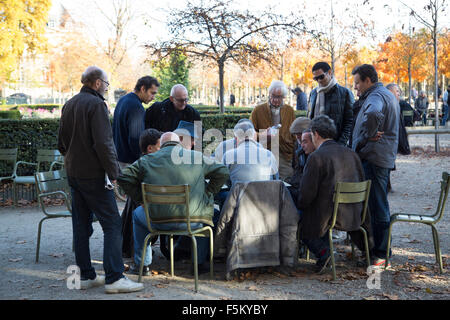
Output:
[144,84,201,132]
[222,120,279,185]
[250,80,296,181]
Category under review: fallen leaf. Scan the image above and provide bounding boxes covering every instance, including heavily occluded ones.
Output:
[49,285,61,288]
[9,258,23,262]
[383,293,399,300]
[220,297,232,300]
[408,256,416,260]
[324,290,337,295]
[426,288,433,294]
[408,239,422,244]
[154,284,167,289]
[363,296,378,300]
[247,286,260,291]
[137,293,154,299]
[16,240,27,244]
[151,270,159,275]
[401,234,411,238]
[49,253,64,258]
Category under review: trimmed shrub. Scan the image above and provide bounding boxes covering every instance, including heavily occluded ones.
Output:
[0,110,22,120]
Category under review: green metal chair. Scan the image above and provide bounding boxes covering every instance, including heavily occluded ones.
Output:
[139,183,214,293]
[12,149,63,206]
[385,172,449,273]
[34,169,72,263]
[402,110,415,126]
[0,148,18,183]
[327,180,372,280]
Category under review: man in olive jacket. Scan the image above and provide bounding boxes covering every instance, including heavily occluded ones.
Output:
[117,132,229,273]
[297,115,366,273]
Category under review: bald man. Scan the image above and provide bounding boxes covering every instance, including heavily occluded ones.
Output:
[144,84,201,132]
[118,131,229,276]
[58,66,144,294]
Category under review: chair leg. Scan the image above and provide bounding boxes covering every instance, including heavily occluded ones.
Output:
[328,229,336,281]
[138,233,152,283]
[431,225,443,274]
[36,217,49,263]
[191,236,198,293]
[170,235,174,277]
[209,230,214,280]
[360,227,371,266]
[385,221,395,269]
[306,246,310,261]
[13,182,17,207]
[351,242,356,261]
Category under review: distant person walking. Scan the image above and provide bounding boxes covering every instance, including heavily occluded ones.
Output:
[442,84,449,126]
[292,87,307,111]
[415,91,429,126]
[58,66,144,293]
[230,93,236,106]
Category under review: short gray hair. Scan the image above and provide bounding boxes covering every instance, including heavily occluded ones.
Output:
[81,66,106,86]
[385,83,398,91]
[170,84,188,97]
[268,80,288,97]
[233,121,255,140]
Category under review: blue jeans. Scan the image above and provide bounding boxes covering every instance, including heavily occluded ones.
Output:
[362,161,392,258]
[132,206,208,266]
[68,177,124,284]
[441,104,448,126]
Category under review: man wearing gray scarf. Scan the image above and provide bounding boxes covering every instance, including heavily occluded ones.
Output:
[308,62,354,146]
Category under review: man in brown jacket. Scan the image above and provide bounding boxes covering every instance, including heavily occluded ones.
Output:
[297,115,365,273]
[58,66,143,294]
[250,80,296,180]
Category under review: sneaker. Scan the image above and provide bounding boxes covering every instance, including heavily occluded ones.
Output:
[372,257,391,269]
[80,275,105,290]
[315,255,332,274]
[126,263,150,276]
[104,276,144,294]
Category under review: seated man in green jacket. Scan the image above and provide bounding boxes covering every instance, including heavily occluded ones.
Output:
[117,132,229,275]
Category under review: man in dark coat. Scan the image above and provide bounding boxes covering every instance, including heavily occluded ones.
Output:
[58,66,143,293]
[144,84,201,132]
[308,62,354,146]
[297,115,366,273]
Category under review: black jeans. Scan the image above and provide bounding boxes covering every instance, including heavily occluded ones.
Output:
[68,177,124,284]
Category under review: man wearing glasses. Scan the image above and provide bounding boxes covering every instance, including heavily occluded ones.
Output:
[250,80,296,181]
[58,66,144,293]
[308,62,354,146]
[144,84,201,133]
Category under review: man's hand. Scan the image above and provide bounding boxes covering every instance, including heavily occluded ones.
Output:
[369,131,383,142]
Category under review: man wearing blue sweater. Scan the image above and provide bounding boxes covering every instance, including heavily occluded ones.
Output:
[113,76,160,259]
[113,76,160,165]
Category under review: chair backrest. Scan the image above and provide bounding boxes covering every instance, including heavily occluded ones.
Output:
[36,149,63,172]
[0,148,18,178]
[433,172,450,223]
[141,183,191,233]
[402,110,414,117]
[330,180,372,229]
[34,169,71,209]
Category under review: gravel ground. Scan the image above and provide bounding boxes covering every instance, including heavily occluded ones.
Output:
[0,134,449,301]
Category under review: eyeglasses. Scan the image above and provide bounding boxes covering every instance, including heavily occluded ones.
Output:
[99,79,110,87]
[313,74,326,81]
[174,98,189,103]
[270,94,284,100]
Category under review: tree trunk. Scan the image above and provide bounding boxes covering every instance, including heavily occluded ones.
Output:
[408,58,412,105]
[218,61,225,113]
[434,30,439,152]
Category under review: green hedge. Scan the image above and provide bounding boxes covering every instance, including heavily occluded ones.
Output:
[0,111,307,174]
[0,110,22,120]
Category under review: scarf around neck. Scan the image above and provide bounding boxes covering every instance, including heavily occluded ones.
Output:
[314,77,337,117]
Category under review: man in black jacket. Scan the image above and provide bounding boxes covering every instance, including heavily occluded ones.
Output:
[308,62,354,146]
[297,115,366,274]
[58,66,143,294]
[144,84,201,132]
